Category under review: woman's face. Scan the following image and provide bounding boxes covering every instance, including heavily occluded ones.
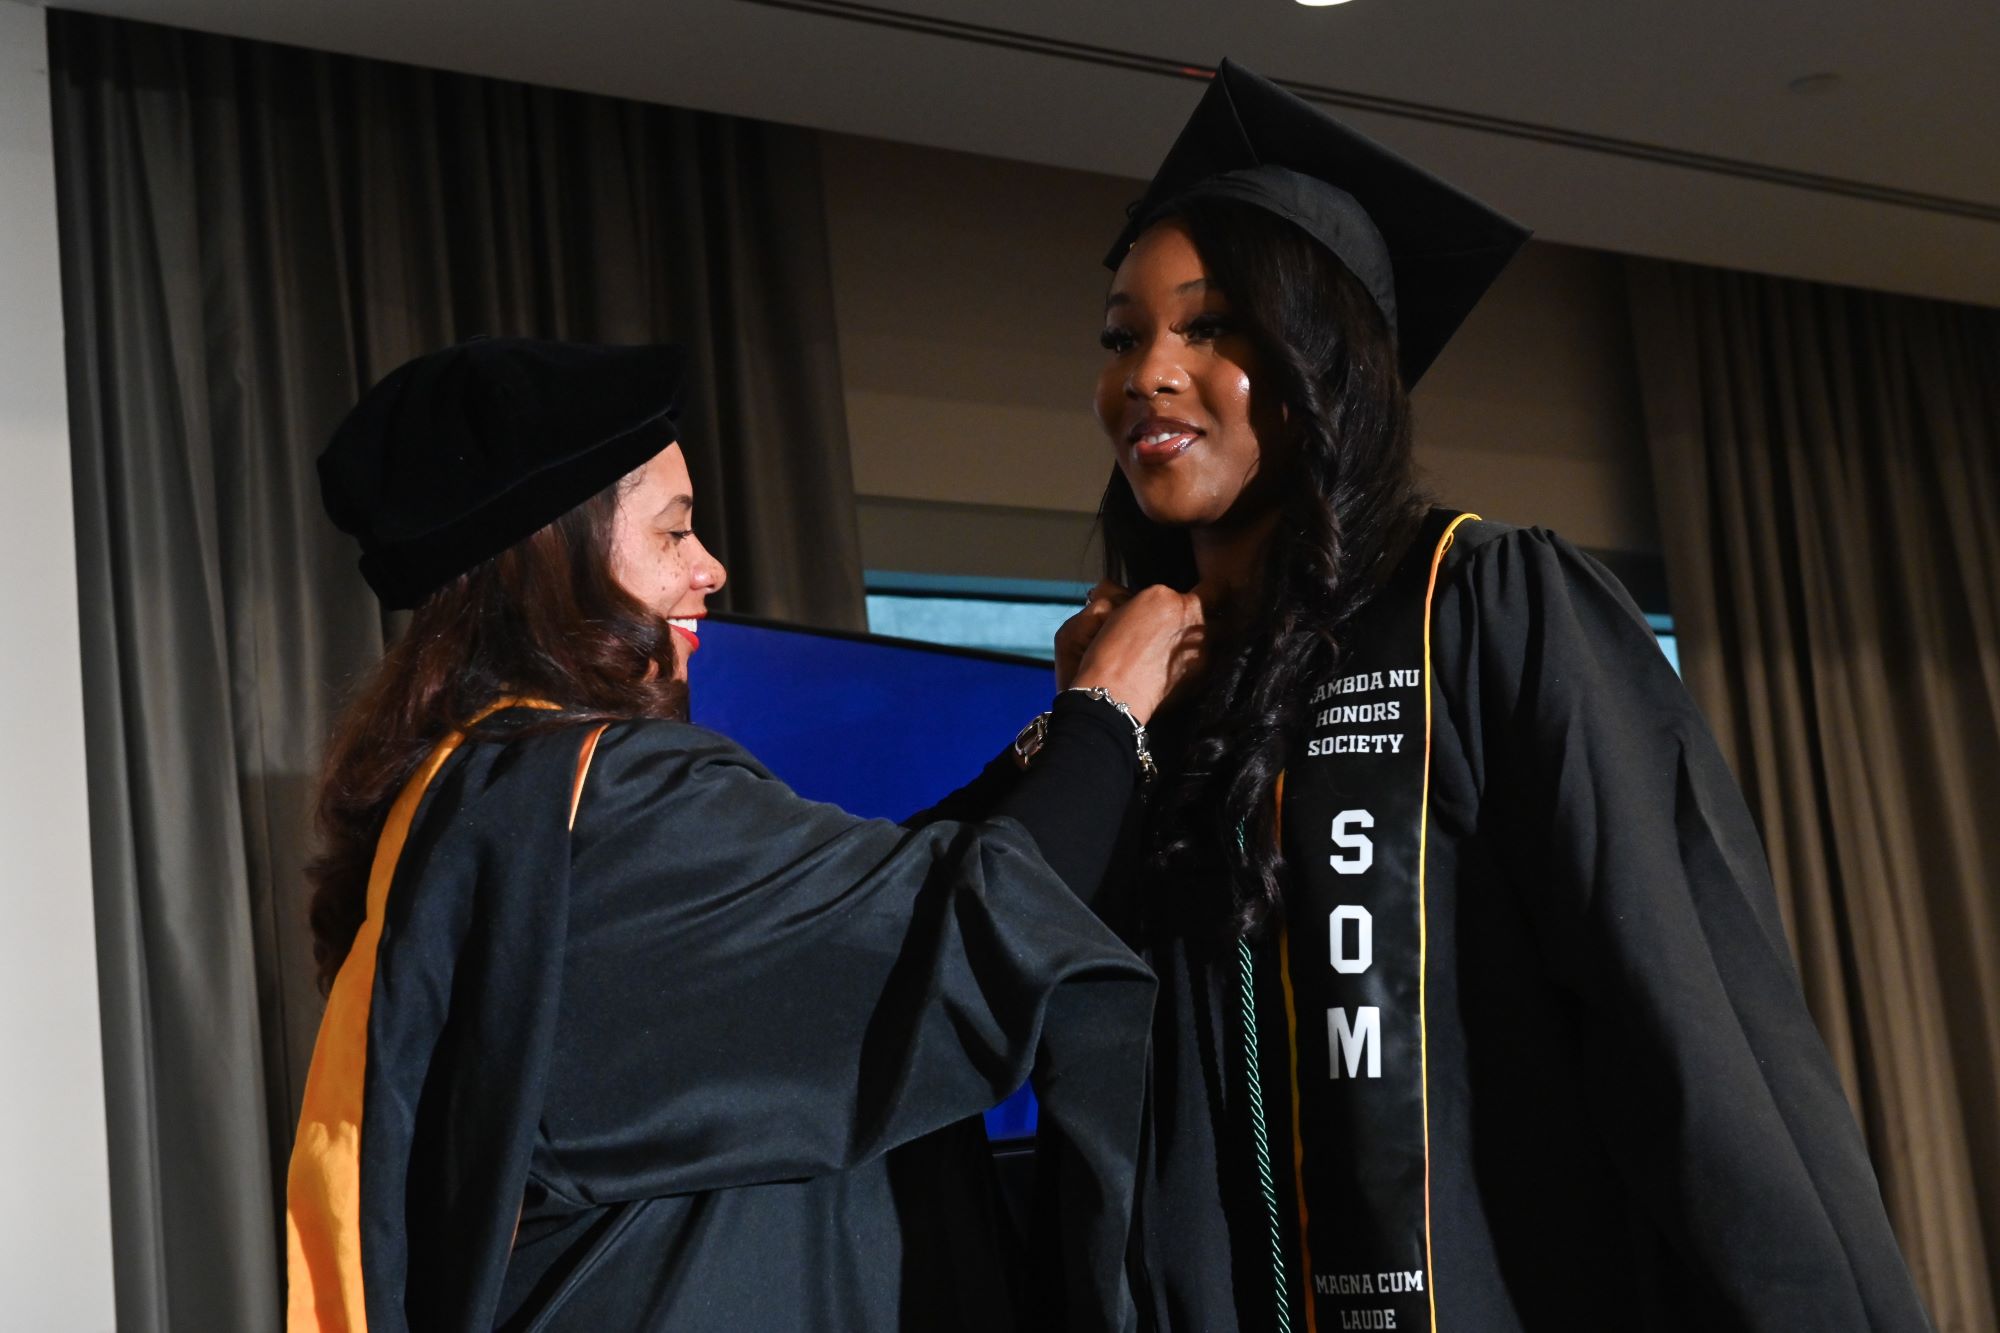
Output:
[609,442,727,678]
[1094,219,1284,530]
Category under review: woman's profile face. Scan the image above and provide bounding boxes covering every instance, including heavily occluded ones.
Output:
[1094,219,1283,530]
[609,442,727,678]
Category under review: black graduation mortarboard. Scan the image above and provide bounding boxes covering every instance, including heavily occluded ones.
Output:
[1106,59,1531,385]
[319,337,687,609]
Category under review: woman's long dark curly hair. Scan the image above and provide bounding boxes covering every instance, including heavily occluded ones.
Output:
[1101,198,1428,942]
[306,465,687,993]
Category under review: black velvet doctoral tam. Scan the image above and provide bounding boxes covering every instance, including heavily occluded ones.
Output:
[318,337,687,608]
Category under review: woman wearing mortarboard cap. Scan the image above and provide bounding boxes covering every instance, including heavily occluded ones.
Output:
[976,61,1930,1331]
[285,336,1201,1331]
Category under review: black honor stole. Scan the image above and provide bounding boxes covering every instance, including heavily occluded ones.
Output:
[1255,512,1475,1333]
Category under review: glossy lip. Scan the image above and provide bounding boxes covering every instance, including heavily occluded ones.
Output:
[1125,414,1204,465]
[668,613,705,653]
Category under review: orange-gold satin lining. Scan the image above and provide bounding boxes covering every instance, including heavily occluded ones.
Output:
[285,700,559,1332]
[569,725,607,831]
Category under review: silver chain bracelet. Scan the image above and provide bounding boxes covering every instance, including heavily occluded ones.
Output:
[1012,686,1157,783]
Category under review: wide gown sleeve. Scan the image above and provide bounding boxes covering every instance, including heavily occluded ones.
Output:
[909,693,1146,928]
[546,719,1155,1328]
[914,692,1139,883]
[1438,528,1931,1330]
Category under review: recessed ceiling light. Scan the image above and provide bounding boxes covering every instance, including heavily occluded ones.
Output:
[1296,0,1358,6]
[1788,72,1844,96]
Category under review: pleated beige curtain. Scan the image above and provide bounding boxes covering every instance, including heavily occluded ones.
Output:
[49,10,862,1328]
[1626,258,2000,1332]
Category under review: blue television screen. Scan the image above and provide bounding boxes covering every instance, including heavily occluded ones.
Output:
[688,615,1053,1140]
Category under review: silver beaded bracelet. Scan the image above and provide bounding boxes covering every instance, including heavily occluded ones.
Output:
[1012,686,1157,784]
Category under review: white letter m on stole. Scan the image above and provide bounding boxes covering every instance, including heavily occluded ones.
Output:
[1327,1007,1381,1078]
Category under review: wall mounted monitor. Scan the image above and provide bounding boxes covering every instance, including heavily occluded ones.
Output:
[688,614,1057,1141]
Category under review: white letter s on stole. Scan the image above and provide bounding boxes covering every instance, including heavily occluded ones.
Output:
[1330,809,1374,874]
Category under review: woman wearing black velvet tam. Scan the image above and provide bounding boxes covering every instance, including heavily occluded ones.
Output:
[285,337,1197,1332]
[1018,62,1927,1331]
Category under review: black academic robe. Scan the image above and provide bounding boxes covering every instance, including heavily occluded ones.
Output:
[295,696,1157,1331]
[952,512,1932,1331]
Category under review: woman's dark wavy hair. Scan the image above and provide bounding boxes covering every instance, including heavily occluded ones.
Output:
[306,466,687,992]
[1101,197,1427,942]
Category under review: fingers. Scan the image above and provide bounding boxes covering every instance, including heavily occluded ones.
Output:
[1054,583,1126,689]
[1090,584,1207,647]
[1161,617,1210,709]
[1057,585,1128,647]
[1067,582,1214,723]
[1081,580,1131,614]
[1053,610,1106,689]
[1057,588,1123,647]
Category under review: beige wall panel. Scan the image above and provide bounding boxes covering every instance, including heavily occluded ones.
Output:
[1413,243,1657,552]
[856,497,1101,585]
[845,388,1113,513]
[824,131,1128,517]
[824,134,1661,579]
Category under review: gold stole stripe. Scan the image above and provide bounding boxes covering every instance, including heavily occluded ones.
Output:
[285,700,562,1332]
[1417,512,1478,1330]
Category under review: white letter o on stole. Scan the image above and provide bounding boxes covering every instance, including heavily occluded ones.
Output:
[1329,904,1373,974]
[1330,809,1374,874]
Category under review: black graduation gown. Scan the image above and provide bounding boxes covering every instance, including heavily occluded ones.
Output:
[952,513,1932,1331]
[300,697,1157,1332]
